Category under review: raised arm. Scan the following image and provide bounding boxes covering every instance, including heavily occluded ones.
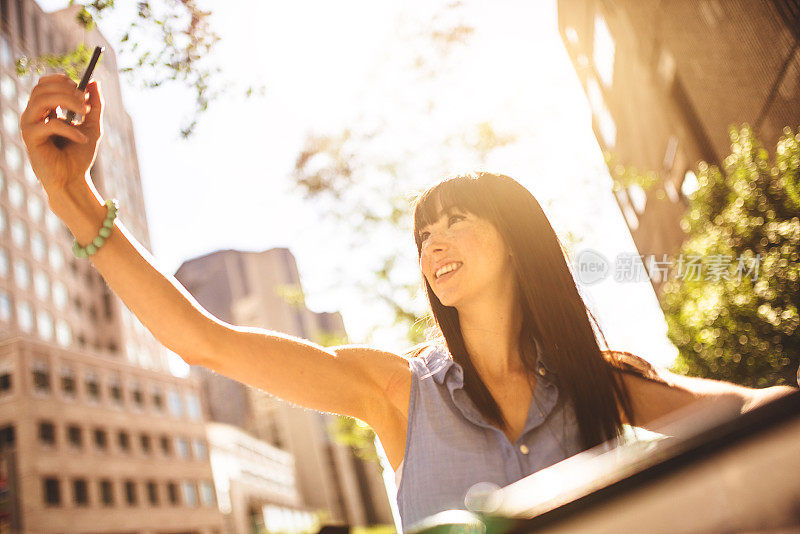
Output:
[20,74,410,426]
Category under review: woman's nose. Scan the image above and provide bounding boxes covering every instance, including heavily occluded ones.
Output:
[424,232,449,253]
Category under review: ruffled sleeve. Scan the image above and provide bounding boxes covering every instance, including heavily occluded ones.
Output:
[602,349,677,388]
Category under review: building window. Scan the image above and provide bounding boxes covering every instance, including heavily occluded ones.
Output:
[0,291,10,323]
[192,438,207,460]
[72,478,89,506]
[7,180,22,208]
[32,359,50,393]
[67,425,82,448]
[0,366,11,395]
[160,435,171,456]
[100,479,114,506]
[627,184,647,214]
[5,144,21,171]
[175,436,191,459]
[93,428,107,450]
[124,480,137,506]
[565,26,579,44]
[185,392,201,420]
[85,371,100,401]
[10,219,25,249]
[37,309,53,341]
[182,481,198,507]
[199,481,215,506]
[55,319,71,347]
[615,188,640,231]
[131,382,143,408]
[43,477,60,506]
[102,290,113,319]
[152,386,164,411]
[593,13,615,87]
[0,249,8,277]
[140,433,151,454]
[15,300,34,332]
[60,366,76,398]
[33,270,49,301]
[13,258,29,289]
[3,108,19,137]
[52,280,67,310]
[38,420,55,446]
[109,375,123,405]
[167,388,182,417]
[20,161,37,186]
[166,481,179,505]
[0,425,15,450]
[586,76,616,148]
[31,232,47,261]
[146,480,158,505]
[28,193,43,222]
[0,37,10,68]
[118,430,130,453]
[49,243,64,271]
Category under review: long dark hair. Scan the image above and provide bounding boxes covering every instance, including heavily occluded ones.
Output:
[412,172,636,450]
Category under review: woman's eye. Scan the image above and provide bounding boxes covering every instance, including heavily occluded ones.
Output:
[448,214,465,225]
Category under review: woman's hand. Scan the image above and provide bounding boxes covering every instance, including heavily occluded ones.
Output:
[20,74,103,198]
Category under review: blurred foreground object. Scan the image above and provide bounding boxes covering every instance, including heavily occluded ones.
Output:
[409,389,800,533]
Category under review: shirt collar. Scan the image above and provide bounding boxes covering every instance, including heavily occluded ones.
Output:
[424,340,557,387]
[421,342,560,435]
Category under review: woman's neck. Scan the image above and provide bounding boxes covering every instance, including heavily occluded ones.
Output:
[457,294,525,382]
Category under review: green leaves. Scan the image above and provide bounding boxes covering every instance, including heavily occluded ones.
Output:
[16,43,92,81]
[17,0,220,137]
[663,125,800,387]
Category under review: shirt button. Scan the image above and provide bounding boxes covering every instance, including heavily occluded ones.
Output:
[519,444,529,455]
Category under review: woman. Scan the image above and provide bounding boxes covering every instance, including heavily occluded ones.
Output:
[21,76,793,529]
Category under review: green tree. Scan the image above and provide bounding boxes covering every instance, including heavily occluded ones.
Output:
[662,125,800,387]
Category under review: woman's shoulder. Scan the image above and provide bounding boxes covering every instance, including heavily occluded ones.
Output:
[602,349,674,386]
[402,341,448,370]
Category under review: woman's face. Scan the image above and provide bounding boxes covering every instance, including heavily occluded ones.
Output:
[418,205,515,308]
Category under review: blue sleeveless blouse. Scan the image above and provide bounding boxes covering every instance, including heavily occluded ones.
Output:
[395,344,586,530]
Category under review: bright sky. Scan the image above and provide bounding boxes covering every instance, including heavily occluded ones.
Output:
[37,0,678,371]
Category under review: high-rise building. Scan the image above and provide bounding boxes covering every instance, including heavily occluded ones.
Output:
[558,0,800,295]
[0,2,222,532]
[175,248,395,528]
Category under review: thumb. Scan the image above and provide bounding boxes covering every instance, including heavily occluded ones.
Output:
[82,80,104,134]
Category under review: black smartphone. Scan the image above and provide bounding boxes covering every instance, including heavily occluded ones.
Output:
[52,45,104,148]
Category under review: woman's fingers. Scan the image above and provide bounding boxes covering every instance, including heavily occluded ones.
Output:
[22,91,88,125]
[81,80,103,131]
[24,119,88,146]
[31,74,78,95]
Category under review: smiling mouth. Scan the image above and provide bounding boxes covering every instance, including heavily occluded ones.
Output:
[436,262,463,283]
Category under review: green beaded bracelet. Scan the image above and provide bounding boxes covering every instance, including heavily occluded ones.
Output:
[72,199,119,259]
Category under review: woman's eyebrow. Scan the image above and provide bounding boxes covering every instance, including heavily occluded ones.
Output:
[419,206,465,233]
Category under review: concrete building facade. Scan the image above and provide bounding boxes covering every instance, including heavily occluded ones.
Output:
[175,248,394,529]
[0,2,222,532]
[557,0,800,295]
[205,422,317,534]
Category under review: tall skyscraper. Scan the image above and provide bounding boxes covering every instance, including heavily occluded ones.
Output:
[0,3,222,532]
[558,0,800,295]
[175,248,395,528]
